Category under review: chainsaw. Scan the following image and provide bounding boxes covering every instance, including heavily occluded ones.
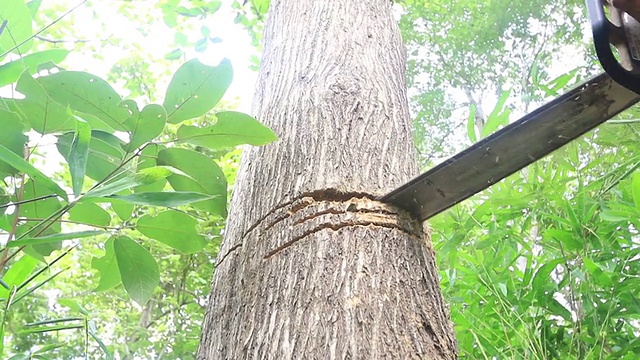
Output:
[379,0,640,221]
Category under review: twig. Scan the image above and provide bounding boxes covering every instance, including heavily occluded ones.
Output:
[0,0,89,58]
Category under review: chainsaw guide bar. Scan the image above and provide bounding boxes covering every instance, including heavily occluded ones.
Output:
[379,0,640,221]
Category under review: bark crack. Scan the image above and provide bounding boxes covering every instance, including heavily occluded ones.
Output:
[218,189,419,266]
[263,220,418,259]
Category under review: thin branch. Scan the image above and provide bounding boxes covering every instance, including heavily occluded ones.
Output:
[0,0,89,58]
[16,217,132,231]
[34,35,95,44]
[0,194,58,210]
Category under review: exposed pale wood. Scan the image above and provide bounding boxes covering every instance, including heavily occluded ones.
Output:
[197,0,457,358]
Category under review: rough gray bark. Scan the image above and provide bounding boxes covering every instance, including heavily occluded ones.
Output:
[197,0,457,358]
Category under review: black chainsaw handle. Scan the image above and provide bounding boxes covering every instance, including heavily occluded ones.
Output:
[587,0,640,94]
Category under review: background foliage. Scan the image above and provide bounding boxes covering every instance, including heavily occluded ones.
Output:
[0,0,638,359]
[399,0,640,359]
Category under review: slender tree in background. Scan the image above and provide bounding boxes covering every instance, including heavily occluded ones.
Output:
[198,0,457,358]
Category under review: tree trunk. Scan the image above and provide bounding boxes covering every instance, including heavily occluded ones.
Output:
[197,0,457,358]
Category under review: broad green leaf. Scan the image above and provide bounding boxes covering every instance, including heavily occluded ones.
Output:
[109,198,134,221]
[8,230,103,247]
[543,228,583,252]
[14,72,76,134]
[0,187,9,208]
[68,116,91,197]
[532,258,564,297]
[157,147,227,215]
[251,0,270,15]
[119,99,139,120]
[175,6,203,17]
[582,257,611,284]
[194,38,208,52]
[25,0,42,17]
[57,131,127,181]
[174,32,188,46]
[90,237,121,291]
[0,0,33,55]
[0,49,68,87]
[84,166,173,198]
[0,146,67,200]
[200,25,210,37]
[163,58,233,124]
[599,209,632,222]
[68,202,111,227]
[165,48,183,60]
[481,90,510,138]
[466,104,477,143]
[0,255,37,298]
[133,144,167,193]
[37,71,129,130]
[177,111,277,149]
[17,180,63,235]
[0,110,28,175]
[632,171,640,210]
[113,236,159,305]
[547,298,572,322]
[203,1,222,13]
[124,104,166,151]
[137,210,206,253]
[106,191,214,207]
[546,68,578,93]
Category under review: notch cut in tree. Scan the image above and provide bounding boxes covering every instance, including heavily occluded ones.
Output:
[197,0,457,359]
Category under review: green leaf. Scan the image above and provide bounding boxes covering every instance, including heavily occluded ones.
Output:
[544,228,583,252]
[68,116,91,197]
[204,1,222,13]
[0,214,10,232]
[599,209,632,222]
[133,144,167,193]
[84,166,173,198]
[177,111,277,149]
[0,255,37,298]
[163,58,233,124]
[632,171,640,210]
[113,236,159,305]
[165,48,183,60]
[0,110,28,175]
[18,180,63,234]
[57,131,127,182]
[0,146,67,200]
[25,0,42,17]
[106,191,213,207]
[123,104,166,151]
[582,257,611,284]
[67,202,111,227]
[90,237,121,291]
[157,148,227,215]
[481,90,510,138]
[532,258,564,297]
[251,0,270,15]
[8,230,104,247]
[137,210,207,253]
[547,297,572,321]
[14,72,76,134]
[37,71,128,130]
[109,198,134,221]
[200,25,210,37]
[0,49,68,87]
[0,0,33,55]
[547,68,578,93]
[174,32,188,46]
[194,38,208,52]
